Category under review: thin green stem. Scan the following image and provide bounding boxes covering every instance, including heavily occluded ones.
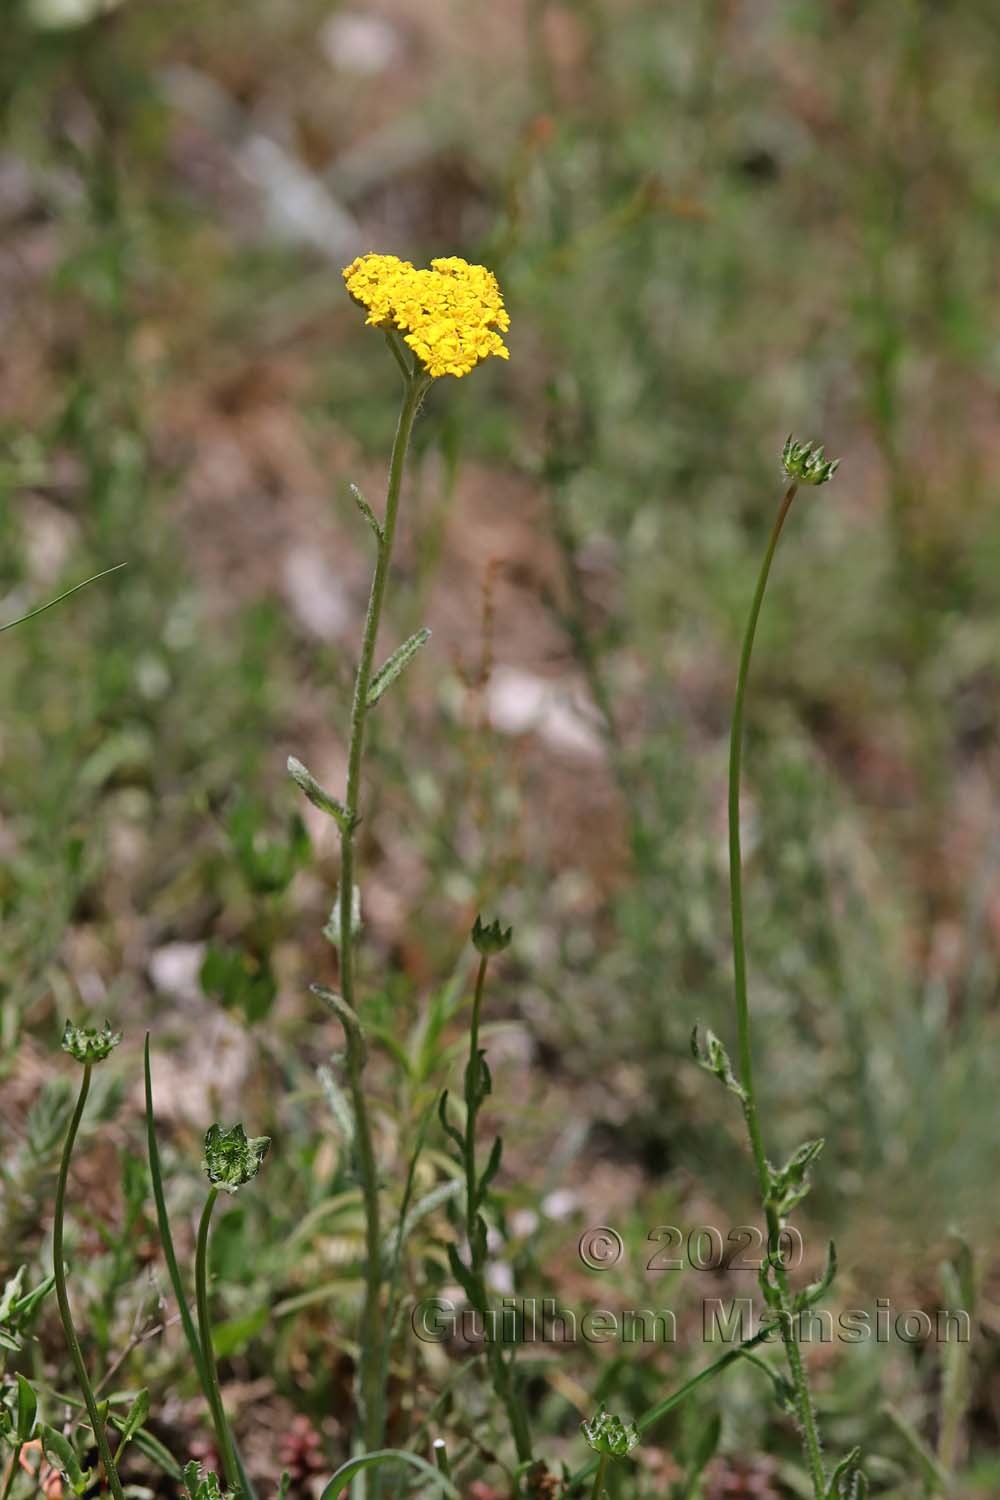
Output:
[1,1446,22,1500]
[374,1098,435,1443]
[0,563,127,634]
[460,954,533,1466]
[589,1454,609,1500]
[337,369,428,1454]
[194,1187,242,1495]
[729,482,797,1199]
[53,1065,126,1500]
[779,1321,825,1496]
[144,1038,255,1500]
[728,481,826,1500]
[144,1037,207,1377]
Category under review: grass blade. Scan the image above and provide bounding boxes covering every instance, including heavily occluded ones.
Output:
[0,563,127,634]
[320,1450,459,1500]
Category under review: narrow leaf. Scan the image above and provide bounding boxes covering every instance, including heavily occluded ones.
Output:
[446,1243,480,1308]
[350,483,383,543]
[768,1137,825,1216]
[0,1268,26,1321]
[480,1051,493,1101]
[796,1240,838,1312]
[476,1136,503,1206]
[0,562,126,635]
[311,984,365,1059]
[367,628,431,707]
[120,1388,149,1446]
[320,1449,458,1500]
[691,1025,747,1104]
[826,1446,862,1500]
[287,757,352,832]
[41,1425,89,1495]
[758,1255,784,1312]
[471,1213,489,1266]
[437,1090,465,1154]
[13,1274,55,1322]
[15,1373,37,1442]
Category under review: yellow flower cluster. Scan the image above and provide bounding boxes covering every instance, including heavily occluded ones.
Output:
[342,252,510,379]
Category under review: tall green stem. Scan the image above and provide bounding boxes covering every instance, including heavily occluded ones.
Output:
[729,484,795,1198]
[728,482,826,1499]
[53,1065,126,1500]
[461,954,533,1466]
[337,366,427,1454]
[589,1454,609,1500]
[194,1187,242,1495]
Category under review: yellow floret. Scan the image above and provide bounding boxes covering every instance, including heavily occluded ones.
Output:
[342,252,510,378]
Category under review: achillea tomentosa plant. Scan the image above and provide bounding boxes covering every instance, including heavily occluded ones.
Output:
[50,1024,127,1500]
[36,1022,272,1500]
[694,437,868,1500]
[289,252,520,1493]
[21,252,879,1500]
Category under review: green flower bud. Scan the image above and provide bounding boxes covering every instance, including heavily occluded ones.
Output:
[202,1123,270,1193]
[61,1020,121,1065]
[581,1408,640,1458]
[471,914,512,956]
[781,434,839,487]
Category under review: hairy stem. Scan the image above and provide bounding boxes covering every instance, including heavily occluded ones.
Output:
[338,367,427,1454]
[53,1066,126,1500]
[728,482,826,1499]
[194,1187,242,1495]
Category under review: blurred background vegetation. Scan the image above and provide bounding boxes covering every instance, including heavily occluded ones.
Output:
[1,0,1000,1495]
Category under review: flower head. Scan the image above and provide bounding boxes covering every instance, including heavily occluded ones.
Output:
[202,1123,270,1193]
[61,1020,121,1065]
[581,1408,640,1458]
[343,253,510,379]
[471,914,513,957]
[781,435,839,487]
